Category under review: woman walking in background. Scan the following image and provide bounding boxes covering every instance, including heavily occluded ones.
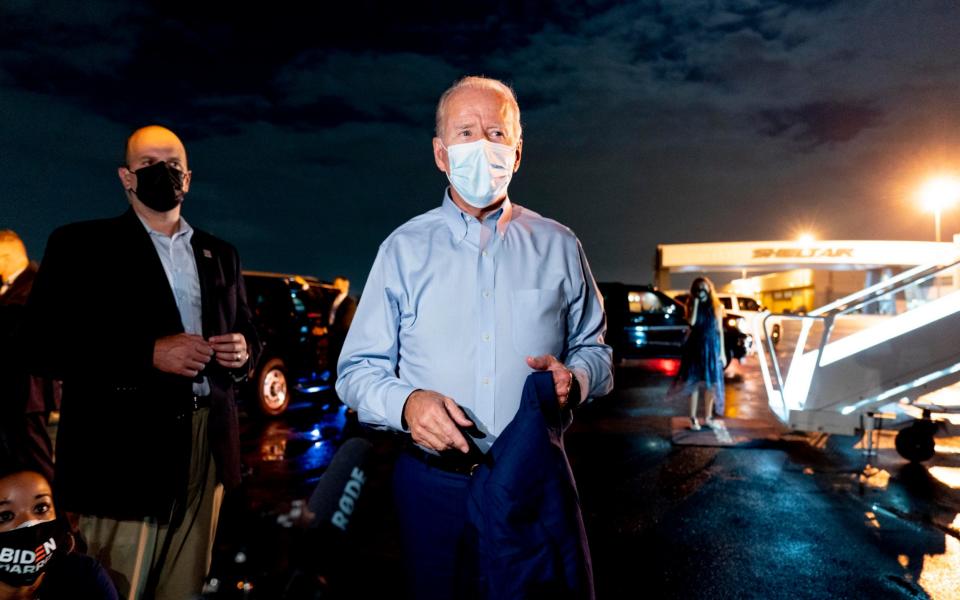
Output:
[675,277,725,430]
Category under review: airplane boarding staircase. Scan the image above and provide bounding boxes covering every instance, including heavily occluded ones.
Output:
[756,255,960,461]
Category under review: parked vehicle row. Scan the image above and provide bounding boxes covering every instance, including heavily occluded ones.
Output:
[599,282,751,368]
[671,291,781,347]
[238,275,765,415]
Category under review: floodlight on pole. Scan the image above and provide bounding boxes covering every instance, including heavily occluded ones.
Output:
[919,175,960,242]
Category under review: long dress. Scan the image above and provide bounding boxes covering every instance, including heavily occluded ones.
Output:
[673,302,725,416]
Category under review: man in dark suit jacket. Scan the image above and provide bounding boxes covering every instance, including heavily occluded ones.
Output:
[26,125,259,600]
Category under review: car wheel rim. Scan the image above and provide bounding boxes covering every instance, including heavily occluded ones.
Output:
[262,369,288,410]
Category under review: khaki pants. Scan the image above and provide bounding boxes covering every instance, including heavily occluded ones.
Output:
[80,407,224,600]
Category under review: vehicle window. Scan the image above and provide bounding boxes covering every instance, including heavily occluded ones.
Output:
[719,297,732,310]
[291,293,307,314]
[627,291,665,313]
[291,283,338,320]
[246,278,290,321]
[738,298,760,311]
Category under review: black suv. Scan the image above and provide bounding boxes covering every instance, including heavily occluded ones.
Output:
[242,271,340,416]
[599,282,749,367]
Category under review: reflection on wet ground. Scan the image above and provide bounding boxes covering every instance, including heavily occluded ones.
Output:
[248,406,346,482]
[242,403,348,513]
[203,352,960,599]
[206,397,359,598]
[577,354,960,599]
[919,534,960,600]
[750,363,960,599]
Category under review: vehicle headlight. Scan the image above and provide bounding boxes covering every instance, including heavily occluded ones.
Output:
[726,316,749,333]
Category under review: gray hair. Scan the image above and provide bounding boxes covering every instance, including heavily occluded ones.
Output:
[434,76,522,138]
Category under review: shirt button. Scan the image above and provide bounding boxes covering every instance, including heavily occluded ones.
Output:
[482,333,490,342]
[483,290,491,298]
[482,250,488,257]
[482,377,490,385]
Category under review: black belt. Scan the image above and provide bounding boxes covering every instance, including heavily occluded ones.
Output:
[406,445,484,476]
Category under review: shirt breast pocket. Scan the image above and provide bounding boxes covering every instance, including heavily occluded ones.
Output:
[510,288,565,358]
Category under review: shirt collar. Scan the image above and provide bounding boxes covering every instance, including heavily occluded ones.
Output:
[440,188,514,242]
[135,212,194,242]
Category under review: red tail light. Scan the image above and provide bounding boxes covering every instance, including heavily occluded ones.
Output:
[644,358,680,376]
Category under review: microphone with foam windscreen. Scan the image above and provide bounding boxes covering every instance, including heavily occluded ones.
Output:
[308,437,373,533]
[282,437,374,600]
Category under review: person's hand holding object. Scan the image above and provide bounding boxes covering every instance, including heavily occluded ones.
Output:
[403,390,474,453]
[527,354,578,408]
[154,333,214,377]
[209,333,249,369]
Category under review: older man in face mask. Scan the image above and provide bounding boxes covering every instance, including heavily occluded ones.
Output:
[25,125,259,600]
[337,76,613,599]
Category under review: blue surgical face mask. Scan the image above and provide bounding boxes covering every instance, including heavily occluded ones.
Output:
[442,139,518,209]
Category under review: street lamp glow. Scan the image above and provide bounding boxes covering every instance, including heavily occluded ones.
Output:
[918,175,960,242]
[920,176,960,212]
[796,232,816,245]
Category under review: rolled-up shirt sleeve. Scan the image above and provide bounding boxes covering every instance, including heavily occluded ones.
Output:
[564,239,614,404]
[335,245,415,431]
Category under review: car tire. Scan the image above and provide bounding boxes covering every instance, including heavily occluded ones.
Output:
[256,357,290,417]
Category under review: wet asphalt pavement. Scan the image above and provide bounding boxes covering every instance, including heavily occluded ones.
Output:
[206,356,960,599]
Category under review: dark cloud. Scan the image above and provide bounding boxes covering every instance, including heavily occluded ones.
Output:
[758,101,884,147]
[3,0,960,289]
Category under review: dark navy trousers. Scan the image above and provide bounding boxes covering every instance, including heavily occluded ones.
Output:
[393,451,478,600]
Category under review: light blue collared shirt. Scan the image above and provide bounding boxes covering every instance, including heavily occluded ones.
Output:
[336,192,613,451]
[137,214,210,396]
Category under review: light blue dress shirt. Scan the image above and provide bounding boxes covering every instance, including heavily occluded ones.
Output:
[137,214,210,396]
[336,192,613,451]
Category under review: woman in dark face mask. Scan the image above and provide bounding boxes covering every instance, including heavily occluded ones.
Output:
[0,467,118,600]
[672,277,726,430]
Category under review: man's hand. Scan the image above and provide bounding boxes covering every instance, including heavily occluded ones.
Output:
[527,354,577,408]
[402,390,474,453]
[209,333,249,369]
[154,334,214,377]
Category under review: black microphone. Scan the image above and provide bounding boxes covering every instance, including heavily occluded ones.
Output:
[283,437,374,600]
[307,437,373,533]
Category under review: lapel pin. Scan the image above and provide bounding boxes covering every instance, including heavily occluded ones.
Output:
[203,249,213,258]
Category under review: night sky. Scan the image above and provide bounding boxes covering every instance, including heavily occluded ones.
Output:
[3,1,960,289]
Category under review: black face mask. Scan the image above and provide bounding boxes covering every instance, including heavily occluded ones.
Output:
[0,519,68,587]
[128,161,185,212]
